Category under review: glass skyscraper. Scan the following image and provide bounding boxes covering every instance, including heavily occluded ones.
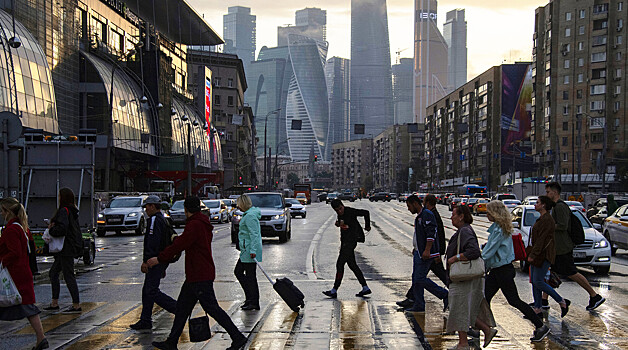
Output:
[223,6,256,71]
[350,0,393,139]
[278,7,326,46]
[443,9,467,90]
[325,57,351,158]
[392,58,414,125]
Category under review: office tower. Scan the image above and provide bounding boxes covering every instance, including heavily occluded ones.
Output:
[532,1,627,191]
[392,58,414,125]
[414,0,448,123]
[278,7,326,46]
[325,57,351,156]
[223,6,256,70]
[443,9,467,90]
[350,0,394,139]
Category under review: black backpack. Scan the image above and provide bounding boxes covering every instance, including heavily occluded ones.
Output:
[568,210,585,245]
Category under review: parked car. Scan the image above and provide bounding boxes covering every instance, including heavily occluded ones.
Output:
[286,198,307,218]
[202,199,229,224]
[492,193,518,201]
[449,197,462,211]
[369,192,391,202]
[443,193,455,205]
[326,192,339,204]
[603,204,628,256]
[502,199,521,210]
[168,200,187,227]
[97,195,149,236]
[521,196,539,205]
[472,199,490,215]
[231,192,292,243]
[512,205,611,274]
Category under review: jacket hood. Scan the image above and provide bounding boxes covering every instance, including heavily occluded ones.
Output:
[65,205,79,218]
[188,211,212,227]
[608,194,615,201]
[245,206,262,219]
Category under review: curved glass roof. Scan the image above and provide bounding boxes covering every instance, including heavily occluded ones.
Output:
[0,9,58,133]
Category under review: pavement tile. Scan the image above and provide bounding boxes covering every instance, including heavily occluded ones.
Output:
[15,302,105,334]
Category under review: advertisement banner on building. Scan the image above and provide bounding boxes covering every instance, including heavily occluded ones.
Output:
[501,64,533,173]
[204,67,212,136]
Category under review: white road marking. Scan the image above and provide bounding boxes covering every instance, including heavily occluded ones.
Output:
[306,216,335,280]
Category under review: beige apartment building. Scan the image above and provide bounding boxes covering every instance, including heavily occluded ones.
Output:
[331,139,373,191]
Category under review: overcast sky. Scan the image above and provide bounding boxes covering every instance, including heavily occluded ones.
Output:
[188,0,547,79]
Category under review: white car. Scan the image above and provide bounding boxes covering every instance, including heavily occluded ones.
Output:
[511,205,611,275]
[202,199,229,224]
[286,198,307,218]
[502,199,521,210]
[521,196,539,205]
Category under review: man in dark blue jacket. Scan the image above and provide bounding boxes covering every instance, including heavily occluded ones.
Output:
[405,195,448,313]
[130,195,177,330]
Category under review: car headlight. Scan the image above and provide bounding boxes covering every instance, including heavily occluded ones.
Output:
[594,240,608,248]
[234,215,242,220]
[273,214,285,220]
[128,212,138,217]
[98,213,104,218]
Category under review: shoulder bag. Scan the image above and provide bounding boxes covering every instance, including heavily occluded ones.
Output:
[449,230,485,282]
[188,312,211,342]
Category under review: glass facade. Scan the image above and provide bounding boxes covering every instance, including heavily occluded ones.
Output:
[325,57,351,158]
[0,9,58,133]
[172,96,221,170]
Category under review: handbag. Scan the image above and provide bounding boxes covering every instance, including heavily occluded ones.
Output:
[512,232,527,261]
[546,270,562,289]
[449,230,485,282]
[188,313,211,342]
[0,263,22,307]
[42,228,65,253]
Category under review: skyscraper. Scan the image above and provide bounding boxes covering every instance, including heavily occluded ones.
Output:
[392,58,414,125]
[350,0,394,139]
[278,7,326,46]
[223,6,256,71]
[443,9,467,90]
[414,0,448,123]
[325,57,351,156]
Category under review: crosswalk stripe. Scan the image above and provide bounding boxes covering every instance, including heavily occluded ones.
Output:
[96,304,158,333]
[337,300,375,349]
[247,302,298,349]
[63,333,128,350]
[490,303,564,349]
[15,302,105,334]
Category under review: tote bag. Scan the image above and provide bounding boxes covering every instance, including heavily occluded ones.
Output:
[449,230,485,282]
[0,263,22,307]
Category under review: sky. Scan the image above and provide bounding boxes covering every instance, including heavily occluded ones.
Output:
[188,0,547,79]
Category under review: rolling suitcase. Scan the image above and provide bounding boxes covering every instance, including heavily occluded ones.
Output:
[255,259,305,312]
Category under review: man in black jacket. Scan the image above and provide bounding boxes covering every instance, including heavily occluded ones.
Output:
[130,195,177,330]
[323,199,371,298]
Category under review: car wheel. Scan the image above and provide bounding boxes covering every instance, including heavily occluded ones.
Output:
[303,213,306,218]
[278,230,288,243]
[83,241,95,266]
[593,266,610,275]
[604,231,618,256]
[96,228,106,237]
[231,230,238,244]
[135,218,145,235]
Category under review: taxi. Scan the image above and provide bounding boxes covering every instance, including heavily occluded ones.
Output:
[472,198,490,215]
[603,204,628,256]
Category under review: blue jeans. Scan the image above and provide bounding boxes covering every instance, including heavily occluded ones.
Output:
[530,260,563,309]
[412,251,448,310]
[140,264,177,323]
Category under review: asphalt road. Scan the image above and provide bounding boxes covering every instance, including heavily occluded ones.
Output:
[2,201,628,349]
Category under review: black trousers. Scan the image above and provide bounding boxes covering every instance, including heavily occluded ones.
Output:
[333,242,367,289]
[140,263,177,323]
[234,259,259,305]
[485,263,543,329]
[166,281,244,343]
[28,240,38,274]
[405,257,448,299]
[49,254,80,303]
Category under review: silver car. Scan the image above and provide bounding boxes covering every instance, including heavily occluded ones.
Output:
[168,200,187,227]
[97,196,149,236]
[231,192,292,243]
[286,198,307,218]
[203,199,229,224]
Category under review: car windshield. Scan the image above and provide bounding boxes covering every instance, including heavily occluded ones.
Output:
[468,199,478,203]
[203,200,221,208]
[286,199,300,204]
[109,198,142,208]
[523,210,541,227]
[248,194,284,208]
[499,195,517,200]
[503,200,521,205]
[479,199,489,203]
[296,194,306,198]
[171,201,184,210]
[566,201,583,207]
[573,210,592,228]
[328,193,337,198]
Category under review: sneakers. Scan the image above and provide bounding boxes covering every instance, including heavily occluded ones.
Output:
[483,328,498,348]
[356,288,372,297]
[63,306,82,314]
[530,325,550,342]
[586,294,606,311]
[527,299,550,309]
[43,305,59,311]
[152,340,178,350]
[396,299,414,309]
[226,336,248,350]
[322,290,337,299]
[129,320,152,330]
[33,338,49,350]
[560,299,571,318]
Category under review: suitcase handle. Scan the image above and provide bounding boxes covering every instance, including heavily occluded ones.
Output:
[254,258,274,285]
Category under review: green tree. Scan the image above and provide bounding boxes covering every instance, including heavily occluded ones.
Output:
[287,173,300,188]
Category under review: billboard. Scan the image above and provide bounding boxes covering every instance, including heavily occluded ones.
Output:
[501,64,533,174]
[204,67,212,139]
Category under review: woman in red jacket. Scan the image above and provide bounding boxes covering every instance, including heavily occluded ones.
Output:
[0,198,48,349]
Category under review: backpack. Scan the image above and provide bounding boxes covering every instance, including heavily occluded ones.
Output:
[512,232,527,261]
[156,217,180,262]
[567,209,585,245]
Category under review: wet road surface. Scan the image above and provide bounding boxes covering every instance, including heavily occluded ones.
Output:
[2,201,628,349]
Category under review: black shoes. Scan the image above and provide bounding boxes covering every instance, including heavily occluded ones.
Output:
[43,305,59,311]
[152,340,178,350]
[561,299,571,318]
[241,303,260,311]
[227,336,248,350]
[63,306,82,314]
[355,288,372,297]
[322,290,337,298]
[396,299,414,309]
[467,328,480,339]
[586,294,606,310]
[32,338,49,350]
[530,325,550,342]
[528,299,550,309]
[129,320,152,330]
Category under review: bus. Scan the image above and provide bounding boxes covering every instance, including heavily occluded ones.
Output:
[457,184,488,197]
[293,183,312,204]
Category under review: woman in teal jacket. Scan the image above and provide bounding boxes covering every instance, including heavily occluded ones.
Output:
[234,194,262,310]
[482,201,549,342]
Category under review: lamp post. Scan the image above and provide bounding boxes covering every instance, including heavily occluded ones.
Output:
[182,115,199,196]
[263,108,281,190]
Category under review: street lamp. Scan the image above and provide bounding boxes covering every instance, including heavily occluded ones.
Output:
[182,115,199,195]
[262,108,281,190]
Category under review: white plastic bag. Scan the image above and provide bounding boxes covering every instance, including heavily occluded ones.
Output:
[42,228,64,253]
[0,263,22,307]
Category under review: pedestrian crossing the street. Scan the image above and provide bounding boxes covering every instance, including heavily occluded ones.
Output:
[2,292,626,349]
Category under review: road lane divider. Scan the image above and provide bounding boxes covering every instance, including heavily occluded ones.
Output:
[306,216,335,280]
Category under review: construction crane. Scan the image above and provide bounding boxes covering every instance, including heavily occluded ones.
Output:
[396,47,409,64]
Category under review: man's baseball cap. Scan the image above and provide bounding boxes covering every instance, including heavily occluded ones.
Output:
[142,195,162,207]
[184,196,201,213]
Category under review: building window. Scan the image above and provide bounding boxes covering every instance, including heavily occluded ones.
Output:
[563,91,569,100]
[566,12,572,21]
[593,3,609,14]
[617,52,623,61]
[578,57,584,66]
[545,76,551,86]
[591,52,607,62]
[614,101,621,111]
[227,151,233,159]
[615,85,622,95]
[616,68,622,78]
[578,42,584,50]
[577,105,583,113]
[620,2,624,11]
[562,137,568,146]
[591,85,606,95]
[214,95,221,105]
[226,132,233,141]
[592,35,607,46]
[214,77,221,86]
[564,76,570,84]
[591,100,605,110]
[563,153,568,162]
[579,25,585,35]
[563,122,569,131]
[577,73,584,83]
[563,105,570,115]
[619,19,624,29]
[227,96,234,106]
[227,78,234,88]
[593,20,608,30]
[592,68,606,79]
[565,28,571,37]
[577,90,583,99]
[564,59,570,68]
[580,9,586,18]
[617,35,623,45]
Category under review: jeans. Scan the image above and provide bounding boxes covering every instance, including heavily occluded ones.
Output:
[140,264,177,323]
[485,263,543,328]
[405,257,447,300]
[411,251,448,310]
[166,281,244,344]
[530,260,563,309]
[49,255,80,303]
[333,242,367,289]
[234,259,259,305]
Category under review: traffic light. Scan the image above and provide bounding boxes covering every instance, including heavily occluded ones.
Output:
[314,155,318,162]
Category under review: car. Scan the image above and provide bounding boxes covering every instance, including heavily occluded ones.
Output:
[603,204,628,256]
[231,192,292,243]
[203,199,229,223]
[492,193,518,201]
[589,207,608,225]
[97,195,149,237]
[588,196,628,218]
[565,201,586,214]
[317,192,328,202]
[168,200,187,227]
[472,199,490,215]
[465,198,479,210]
[502,199,521,210]
[443,193,455,205]
[222,199,237,220]
[228,194,240,199]
[389,193,398,200]
[369,192,391,202]
[338,191,357,202]
[449,197,462,211]
[295,193,308,205]
[398,193,410,202]
[512,205,611,274]
[521,196,539,205]
[472,193,490,199]
[286,198,307,218]
[326,192,339,204]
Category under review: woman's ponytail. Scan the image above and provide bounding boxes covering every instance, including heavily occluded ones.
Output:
[0,197,29,232]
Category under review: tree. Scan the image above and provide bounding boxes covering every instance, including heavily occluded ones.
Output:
[287,173,300,188]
